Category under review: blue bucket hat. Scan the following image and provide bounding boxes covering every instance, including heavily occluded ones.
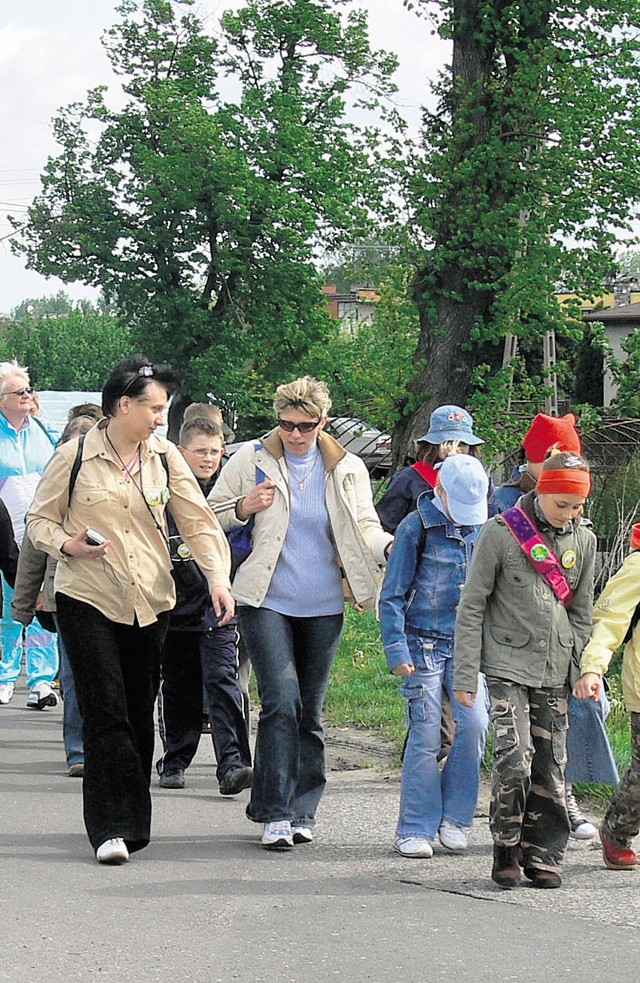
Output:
[418,405,484,446]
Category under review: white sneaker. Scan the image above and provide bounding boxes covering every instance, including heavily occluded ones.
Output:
[96,838,129,865]
[26,681,59,710]
[394,836,433,859]
[261,821,294,850]
[292,825,314,844]
[438,820,468,852]
[0,682,14,705]
[566,789,598,839]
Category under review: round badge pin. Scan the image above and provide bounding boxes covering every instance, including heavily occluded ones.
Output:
[146,488,161,506]
[530,543,550,562]
[177,543,192,560]
[561,549,577,569]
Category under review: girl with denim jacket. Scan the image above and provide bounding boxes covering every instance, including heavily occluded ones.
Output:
[379,454,490,859]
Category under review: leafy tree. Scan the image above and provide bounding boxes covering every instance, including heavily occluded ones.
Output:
[13,0,399,431]
[395,0,640,462]
[305,261,422,431]
[0,307,131,390]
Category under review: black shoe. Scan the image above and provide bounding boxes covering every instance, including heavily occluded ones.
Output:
[524,867,562,889]
[159,768,185,789]
[219,764,253,796]
[491,844,522,888]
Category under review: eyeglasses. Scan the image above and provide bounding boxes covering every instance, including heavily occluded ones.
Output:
[185,448,220,458]
[4,387,34,397]
[277,418,320,433]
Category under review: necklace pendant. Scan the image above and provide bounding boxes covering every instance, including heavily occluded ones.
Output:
[299,481,304,490]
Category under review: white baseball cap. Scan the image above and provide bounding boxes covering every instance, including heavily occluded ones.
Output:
[438,454,488,525]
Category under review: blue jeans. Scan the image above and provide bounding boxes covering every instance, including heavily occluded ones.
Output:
[397,636,489,840]
[566,689,619,785]
[54,618,84,768]
[239,606,344,826]
[0,575,58,687]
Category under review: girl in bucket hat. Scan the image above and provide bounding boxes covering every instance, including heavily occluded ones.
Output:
[376,405,487,535]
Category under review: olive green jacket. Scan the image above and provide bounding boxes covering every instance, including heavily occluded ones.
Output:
[454,492,596,693]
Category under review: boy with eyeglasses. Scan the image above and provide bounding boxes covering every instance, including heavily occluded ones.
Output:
[156,417,252,795]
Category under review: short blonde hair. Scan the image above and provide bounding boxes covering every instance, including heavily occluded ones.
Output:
[273,376,332,420]
[0,360,29,394]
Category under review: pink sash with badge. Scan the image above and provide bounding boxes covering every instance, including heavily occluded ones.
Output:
[501,506,574,608]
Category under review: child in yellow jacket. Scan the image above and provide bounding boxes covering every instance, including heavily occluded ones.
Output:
[574,523,640,871]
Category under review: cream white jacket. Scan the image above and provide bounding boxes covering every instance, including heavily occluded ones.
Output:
[209,429,393,611]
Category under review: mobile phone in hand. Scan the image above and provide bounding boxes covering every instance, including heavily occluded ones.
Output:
[86,528,107,546]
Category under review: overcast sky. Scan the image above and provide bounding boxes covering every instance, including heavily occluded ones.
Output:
[0,0,448,314]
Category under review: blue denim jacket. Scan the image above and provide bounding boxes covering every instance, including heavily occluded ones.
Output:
[379,494,481,671]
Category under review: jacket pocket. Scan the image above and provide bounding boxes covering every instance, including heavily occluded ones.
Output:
[490,625,531,648]
[76,487,110,507]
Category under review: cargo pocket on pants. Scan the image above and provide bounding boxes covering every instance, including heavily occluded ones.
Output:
[551,716,568,767]
[401,682,428,727]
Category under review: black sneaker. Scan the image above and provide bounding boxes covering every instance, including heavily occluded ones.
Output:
[159,768,185,789]
[219,765,252,796]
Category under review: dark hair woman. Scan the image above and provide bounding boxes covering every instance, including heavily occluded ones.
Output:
[27,354,234,864]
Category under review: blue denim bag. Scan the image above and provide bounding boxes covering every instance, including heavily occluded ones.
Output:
[228,444,264,576]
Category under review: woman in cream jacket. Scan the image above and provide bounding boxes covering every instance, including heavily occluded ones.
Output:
[209,376,392,850]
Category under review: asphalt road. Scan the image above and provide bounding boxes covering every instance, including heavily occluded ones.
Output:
[1,682,639,982]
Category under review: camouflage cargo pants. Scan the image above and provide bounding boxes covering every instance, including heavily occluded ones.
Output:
[602,711,640,847]
[487,678,570,873]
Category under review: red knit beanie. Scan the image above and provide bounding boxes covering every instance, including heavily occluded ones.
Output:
[631,524,640,550]
[522,413,582,464]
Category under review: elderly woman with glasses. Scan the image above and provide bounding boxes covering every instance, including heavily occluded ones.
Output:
[209,376,393,850]
[27,354,234,864]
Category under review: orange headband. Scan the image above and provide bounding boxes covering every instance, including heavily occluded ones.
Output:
[537,468,591,497]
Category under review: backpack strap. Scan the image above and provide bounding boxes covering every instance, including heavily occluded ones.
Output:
[68,433,86,503]
[501,506,574,608]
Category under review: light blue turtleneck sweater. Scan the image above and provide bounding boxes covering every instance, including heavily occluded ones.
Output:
[262,445,344,617]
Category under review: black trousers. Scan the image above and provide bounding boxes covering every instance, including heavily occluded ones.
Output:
[55,593,169,854]
[156,623,251,781]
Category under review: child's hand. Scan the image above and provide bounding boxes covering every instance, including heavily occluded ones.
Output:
[573,672,602,700]
[454,689,476,708]
[392,663,415,677]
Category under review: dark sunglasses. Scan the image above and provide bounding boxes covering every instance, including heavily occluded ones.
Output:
[277,418,320,434]
[5,387,34,396]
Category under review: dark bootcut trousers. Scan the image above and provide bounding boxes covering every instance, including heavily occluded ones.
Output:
[239,606,344,826]
[487,677,570,874]
[156,623,251,781]
[602,711,640,847]
[55,593,169,854]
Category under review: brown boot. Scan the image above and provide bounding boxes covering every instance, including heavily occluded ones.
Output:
[524,867,562,889]
[491,843,521,888]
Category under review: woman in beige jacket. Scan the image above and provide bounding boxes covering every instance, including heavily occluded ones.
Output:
[209,376,392,851]
[27,355,233,865]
